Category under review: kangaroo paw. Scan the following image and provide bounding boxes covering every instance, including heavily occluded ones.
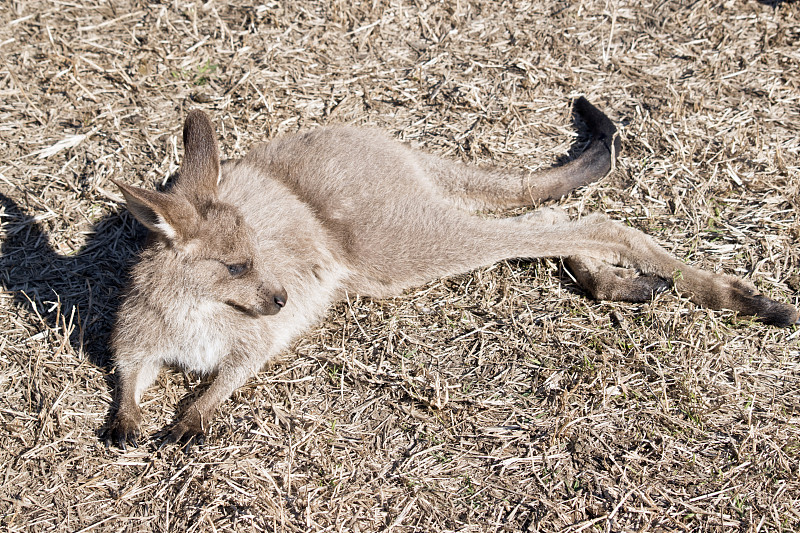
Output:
[723,277,799,327]
[566,256,670,303]
[161,408,206,450]
[746,295,799,327]
[104,409,143,451]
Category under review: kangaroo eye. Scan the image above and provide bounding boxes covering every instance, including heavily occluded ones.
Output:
[226,262,249,276]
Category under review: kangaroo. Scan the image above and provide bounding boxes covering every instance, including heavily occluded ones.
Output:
[106,98,798,449]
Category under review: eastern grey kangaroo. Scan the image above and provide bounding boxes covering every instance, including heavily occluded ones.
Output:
[106,98,798,449]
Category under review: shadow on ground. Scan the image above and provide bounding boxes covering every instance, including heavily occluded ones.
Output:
[0,191,144,370]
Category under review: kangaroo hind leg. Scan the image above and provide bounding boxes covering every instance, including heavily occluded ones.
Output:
[517,208,798,325]
[517,207,670,303]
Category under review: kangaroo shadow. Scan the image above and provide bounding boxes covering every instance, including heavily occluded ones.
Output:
[0,191,145,370]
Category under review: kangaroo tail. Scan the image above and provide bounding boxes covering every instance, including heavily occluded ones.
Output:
[573,96,621,160]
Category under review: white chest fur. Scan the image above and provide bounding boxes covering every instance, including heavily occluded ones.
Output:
[161,300,231,375]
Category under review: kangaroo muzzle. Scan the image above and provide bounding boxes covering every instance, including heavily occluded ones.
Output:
[225,284,287,317]
[256,284,287,316]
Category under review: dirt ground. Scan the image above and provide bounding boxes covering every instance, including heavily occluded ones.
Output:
[1,0,799,531]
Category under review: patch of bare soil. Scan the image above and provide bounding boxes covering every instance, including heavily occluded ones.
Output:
[1,1,798,531]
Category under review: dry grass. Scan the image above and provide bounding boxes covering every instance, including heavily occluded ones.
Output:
[1,0,799,531]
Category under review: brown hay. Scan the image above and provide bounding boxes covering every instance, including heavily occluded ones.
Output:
[1,1,799,531]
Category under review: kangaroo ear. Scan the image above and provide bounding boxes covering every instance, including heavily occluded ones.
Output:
[113,179,198,242]
[176,110,220,202]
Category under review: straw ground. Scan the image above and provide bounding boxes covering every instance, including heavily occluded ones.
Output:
[1,1,799,531]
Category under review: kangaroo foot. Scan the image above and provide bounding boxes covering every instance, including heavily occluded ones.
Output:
[104,408,143,451]
[566,256,671,302]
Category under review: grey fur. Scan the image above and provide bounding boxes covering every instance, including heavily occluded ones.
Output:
[105,99,797,448]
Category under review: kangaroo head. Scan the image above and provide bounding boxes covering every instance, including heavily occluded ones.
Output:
[113,110,287,316]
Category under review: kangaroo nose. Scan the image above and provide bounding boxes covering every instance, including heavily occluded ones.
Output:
[273,288,288,309]
[252,285,288,316]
